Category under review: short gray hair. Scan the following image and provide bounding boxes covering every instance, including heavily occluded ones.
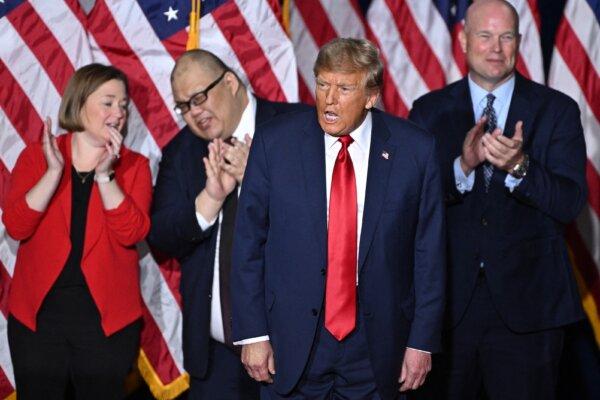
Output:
[313,38,383,90]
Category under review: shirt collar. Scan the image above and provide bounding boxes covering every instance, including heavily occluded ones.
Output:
[232,89,257,141]
[468,74,515,113]
[324,111,372,154]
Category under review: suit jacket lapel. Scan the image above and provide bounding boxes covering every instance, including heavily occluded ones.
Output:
[358,111,394,272]
[301,116,328,263]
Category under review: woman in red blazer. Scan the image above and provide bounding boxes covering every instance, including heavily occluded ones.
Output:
[2,64,152,399]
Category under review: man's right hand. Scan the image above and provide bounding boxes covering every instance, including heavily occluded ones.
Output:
[203,138,237,201]
[195,139,237,222]
[241,340,275,383]
[460,117,488,176]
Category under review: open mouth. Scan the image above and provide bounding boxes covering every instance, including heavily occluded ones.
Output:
[197,116,212,130]
[323,111,339,123]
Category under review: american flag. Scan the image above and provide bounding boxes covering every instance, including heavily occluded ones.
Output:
[547,0,600,346]
[0,1,597,399]
[0,0,296,398]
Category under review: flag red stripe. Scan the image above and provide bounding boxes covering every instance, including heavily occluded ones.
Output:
[515,55,532,80]
[587,160,600,221]
[0,364,14,399]
[567,225,600,319]
[385,0,446,90]
[212,2,288,102]
[294,0,338,46]
[355,2,409,116]
[0,60,43,145]
[87,1,180,149]
[139,303,183,384]
[7,1,75,94]
[63,0,90,27]
[154,257,183,308]
[298,74,315,105]
[0,159,11,209]
[161,30,188,61]
[527,0,542,30]
[555,18,600,121]
[451,25,468,76]
[380,68,410,116]
[0,260,11,319]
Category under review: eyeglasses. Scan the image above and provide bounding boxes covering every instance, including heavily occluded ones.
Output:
[173,70,228,115]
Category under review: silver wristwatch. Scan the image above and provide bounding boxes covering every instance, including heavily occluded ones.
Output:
[509,154,529,179]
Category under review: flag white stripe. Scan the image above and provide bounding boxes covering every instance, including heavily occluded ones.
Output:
[0,110,25,171]
[0,18,62,134]
[290,1,320,97]
[138,248,185,372]
[564,0,600,72]
[405,0,462,83]
[0,212,18,277]
[200,13,252,88]
[368,0,430,107]
[237,0,299,102]
[320,0,365,37]
[0,313,15,388]
[549,51,600,174]
[29,0,93,69]
[513,0,545,82]
[104,0,180,124]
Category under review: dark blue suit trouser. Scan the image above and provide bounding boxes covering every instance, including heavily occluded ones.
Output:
[188,339,259,400]
[441,271,564,400]
[261,312,385,400]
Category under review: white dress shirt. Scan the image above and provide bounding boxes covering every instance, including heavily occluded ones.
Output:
[454,74,523,193]
[195,90,256,344]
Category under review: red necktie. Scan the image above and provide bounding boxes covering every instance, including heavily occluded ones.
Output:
[325,135,357,341]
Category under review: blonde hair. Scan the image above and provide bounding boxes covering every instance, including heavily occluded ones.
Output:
[313,38,383,90]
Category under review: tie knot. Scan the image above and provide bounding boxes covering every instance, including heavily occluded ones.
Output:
[338,135,354,149]
[486,93,495,106]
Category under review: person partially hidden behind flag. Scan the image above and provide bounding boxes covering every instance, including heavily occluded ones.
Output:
[148,49,307,400]
[231,38,446,399]
[3,64,152,399]
[409,1,587,398]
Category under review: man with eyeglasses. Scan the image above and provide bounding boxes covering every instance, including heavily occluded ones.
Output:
[148,49,307,400]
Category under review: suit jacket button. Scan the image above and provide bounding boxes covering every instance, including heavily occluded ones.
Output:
[481,217,488,226]
[311,308,318,316]
[321,268,326,276]
[208,294,212,299]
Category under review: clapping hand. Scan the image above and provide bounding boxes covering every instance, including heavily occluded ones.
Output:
[203,138,237,201]
[220,134,252,184]
[482,121,524,172]
[41,117,64,173]
[95,126,123,175]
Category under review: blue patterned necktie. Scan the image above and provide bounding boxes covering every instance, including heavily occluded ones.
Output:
[482,94,497,192]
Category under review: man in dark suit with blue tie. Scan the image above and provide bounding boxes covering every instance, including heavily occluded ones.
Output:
[231,38,446,399]
[148,50,305,399]
[409,1,587,399]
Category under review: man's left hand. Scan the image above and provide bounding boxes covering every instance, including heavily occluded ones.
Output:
[399,348,431,392]
[221,134,252,184]
[482,120,524,172]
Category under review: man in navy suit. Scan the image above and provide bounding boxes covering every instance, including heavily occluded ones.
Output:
[409,1,587,398]
[231,38,446,399]
[148,50,305,399]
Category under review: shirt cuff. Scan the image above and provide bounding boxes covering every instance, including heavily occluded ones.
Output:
[407,347,431,354]
[196,211,217,231]
[233,335,270,346]
[504,174,523,192]
[453,156,475,193]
